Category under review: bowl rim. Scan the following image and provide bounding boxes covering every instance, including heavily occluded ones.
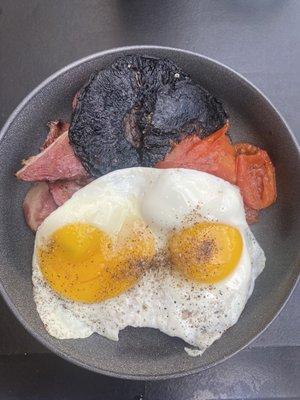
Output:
[0,45,299,380]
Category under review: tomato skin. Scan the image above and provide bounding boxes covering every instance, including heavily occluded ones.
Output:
[156,122,237,184]
[234,143,258,155]
[235,143,276,210]
[244,204,259,224]
[157,126,276,215]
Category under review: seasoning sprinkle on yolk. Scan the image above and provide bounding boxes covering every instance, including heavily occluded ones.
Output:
[38,222,156,303]
[168,222,243,283]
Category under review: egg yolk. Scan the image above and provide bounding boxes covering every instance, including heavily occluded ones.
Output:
[168,222,243,283]
[38,222,156,303]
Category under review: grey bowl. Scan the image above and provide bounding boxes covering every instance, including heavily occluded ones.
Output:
[0,46,299,380]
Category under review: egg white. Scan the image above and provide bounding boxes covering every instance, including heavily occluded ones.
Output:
[33,167,265,354]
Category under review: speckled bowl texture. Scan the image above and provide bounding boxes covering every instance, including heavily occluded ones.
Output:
[0,46,299,380]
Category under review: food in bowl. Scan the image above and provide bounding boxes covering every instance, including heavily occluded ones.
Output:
[33,168,265,355]
[16,55,276,355]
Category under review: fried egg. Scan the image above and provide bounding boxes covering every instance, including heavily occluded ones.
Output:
[33,167,265,354]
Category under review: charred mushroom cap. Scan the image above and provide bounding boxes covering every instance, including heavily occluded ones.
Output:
[69,55,228,177]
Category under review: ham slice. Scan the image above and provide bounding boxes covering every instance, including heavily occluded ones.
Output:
[42,121,70,150]
[72,91,80,110]
[49,177,92,206]
[16,131,88,182]
[23,177,92,231]
[23,182,57,231]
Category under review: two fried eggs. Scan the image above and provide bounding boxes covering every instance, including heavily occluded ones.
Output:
[33,168,265,354]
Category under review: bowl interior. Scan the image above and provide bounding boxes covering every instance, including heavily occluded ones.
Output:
[0,47,299,379]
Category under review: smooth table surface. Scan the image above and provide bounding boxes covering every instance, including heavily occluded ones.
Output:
[0,1,299,399]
